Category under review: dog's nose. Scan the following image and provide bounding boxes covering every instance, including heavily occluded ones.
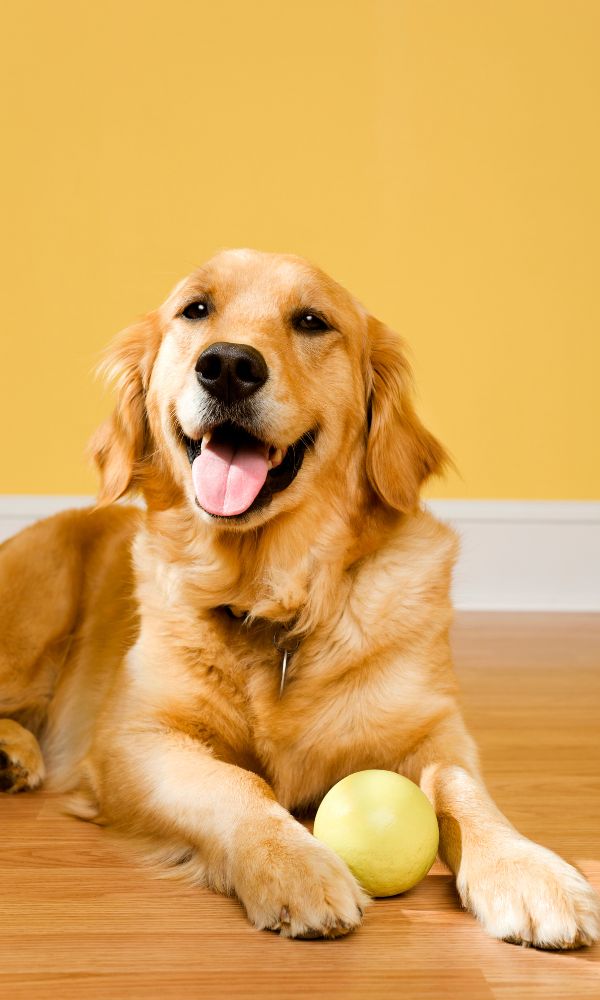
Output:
[195,342,269,404]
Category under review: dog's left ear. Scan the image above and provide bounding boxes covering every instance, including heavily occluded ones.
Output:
[366,317,448,512]
[88,311,162,505]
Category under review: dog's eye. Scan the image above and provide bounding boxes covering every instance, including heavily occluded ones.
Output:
[182,300,210,320]
[293,312,330,334]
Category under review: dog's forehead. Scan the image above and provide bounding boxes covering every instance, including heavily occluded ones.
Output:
[167,249,359,320]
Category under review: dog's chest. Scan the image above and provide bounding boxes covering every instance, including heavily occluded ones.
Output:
[244,639,449,812]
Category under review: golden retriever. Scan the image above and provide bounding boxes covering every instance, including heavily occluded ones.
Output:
[0,249,598,946]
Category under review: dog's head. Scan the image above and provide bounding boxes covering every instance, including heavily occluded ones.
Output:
[91,249,447,529]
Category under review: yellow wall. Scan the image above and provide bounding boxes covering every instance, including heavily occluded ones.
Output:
[1,0,598,498]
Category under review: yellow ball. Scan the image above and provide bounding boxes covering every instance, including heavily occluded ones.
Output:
[313,770,439,897]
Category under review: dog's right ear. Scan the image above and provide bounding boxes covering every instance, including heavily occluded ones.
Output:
[88,311,161,505]
[365,317,448,512]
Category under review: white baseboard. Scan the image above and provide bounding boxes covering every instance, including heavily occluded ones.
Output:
[0,496,598,612]
[428,500,600,612]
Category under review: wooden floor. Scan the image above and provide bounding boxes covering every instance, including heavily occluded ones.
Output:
[1,613,599,999]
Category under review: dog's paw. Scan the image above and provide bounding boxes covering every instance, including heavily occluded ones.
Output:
[232,813,368,938]
[458,834,600,950]
[0,720,45,793]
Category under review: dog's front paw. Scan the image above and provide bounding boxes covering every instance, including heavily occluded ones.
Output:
[0,720,45,793]
[232,813,368,938]
[458,834,600,949]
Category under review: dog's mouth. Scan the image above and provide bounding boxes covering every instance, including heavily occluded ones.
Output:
[182,421,317,519]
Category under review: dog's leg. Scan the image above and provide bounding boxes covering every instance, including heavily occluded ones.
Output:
[0,718,45,792]
[0,505,138,797]
[403,712,600,949]
[0,510,91,792]
[88,727,368,938]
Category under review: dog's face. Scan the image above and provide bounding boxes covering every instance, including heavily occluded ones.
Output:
[150,250,370,528]
[92,249,446,529]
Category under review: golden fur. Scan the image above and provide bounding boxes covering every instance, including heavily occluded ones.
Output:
[1,249,598,946]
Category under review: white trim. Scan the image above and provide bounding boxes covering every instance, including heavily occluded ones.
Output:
[0,496,598,612]
[0,495,94,523]
[428,499,600,524]
[428,499,600,612]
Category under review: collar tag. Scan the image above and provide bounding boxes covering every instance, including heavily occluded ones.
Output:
[222,606,301,697]
[279,648,289,697]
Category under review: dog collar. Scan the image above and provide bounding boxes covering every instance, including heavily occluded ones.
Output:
[222,604,301,696]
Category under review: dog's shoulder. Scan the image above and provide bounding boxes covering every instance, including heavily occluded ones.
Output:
[356,504,457,593]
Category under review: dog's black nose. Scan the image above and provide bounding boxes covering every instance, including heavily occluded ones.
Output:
[195,342,269,404]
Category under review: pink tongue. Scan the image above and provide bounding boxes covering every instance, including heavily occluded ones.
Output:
[192,438,269,516]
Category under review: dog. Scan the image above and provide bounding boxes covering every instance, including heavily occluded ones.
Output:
[0,248,598,946]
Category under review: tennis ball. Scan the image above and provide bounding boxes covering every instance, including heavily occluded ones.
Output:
[313,769,439,897]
